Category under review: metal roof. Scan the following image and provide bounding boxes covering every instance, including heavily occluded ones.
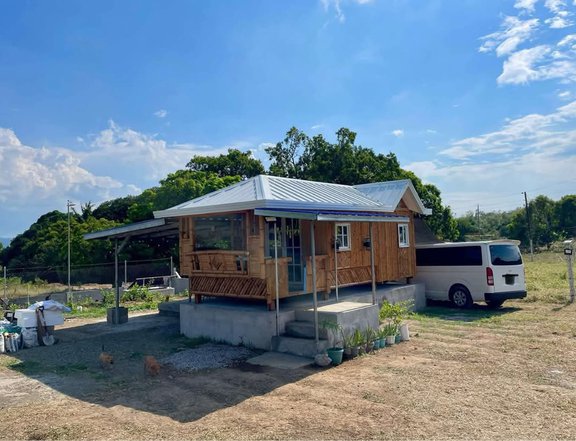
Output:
[154,175,431,219]
[354,180,432,215]
[254,208,409,223]
[83,218,178,241]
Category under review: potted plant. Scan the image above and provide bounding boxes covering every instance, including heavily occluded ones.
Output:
[377,327,387,348]
[352,328,363,357]
[342,329,355,359]
[384,323,397,346]
[364,327,376,353]
[320,319,344,365]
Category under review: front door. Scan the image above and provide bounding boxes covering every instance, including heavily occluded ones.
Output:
[284,218,304,292]
[267,218,305,292]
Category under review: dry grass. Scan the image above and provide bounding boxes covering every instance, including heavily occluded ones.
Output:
[524,251,573,303]
[1,300,576,440]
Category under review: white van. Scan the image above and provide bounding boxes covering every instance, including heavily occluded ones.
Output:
[414,240,527,308]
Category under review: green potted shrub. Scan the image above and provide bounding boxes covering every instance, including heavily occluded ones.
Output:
[320,319,344,365]
[384,323,397,346]
[364,327,376,353]
[352,328,364,356]
[342,329,355,360]
[377,327,387,348]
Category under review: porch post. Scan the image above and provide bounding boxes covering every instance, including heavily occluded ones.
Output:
[114,239,120,311]
[369,222,376,305]
[273,220,280,336]
[334,224,339,302]
[311,221,319,350]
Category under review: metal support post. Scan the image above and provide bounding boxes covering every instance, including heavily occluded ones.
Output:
[369,222,376,305]
[311,221,319,351]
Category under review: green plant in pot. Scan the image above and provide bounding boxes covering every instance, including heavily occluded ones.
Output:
[352,328,363,357]
[377,327,387,348]
[342,329,355,359]
[320,319,344,365]
[364,327,376,353]
[384,323,397,346]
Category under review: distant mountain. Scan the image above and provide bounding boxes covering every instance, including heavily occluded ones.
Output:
[0,237,12,247]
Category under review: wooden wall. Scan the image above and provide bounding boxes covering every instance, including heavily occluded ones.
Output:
[178,207,417,304]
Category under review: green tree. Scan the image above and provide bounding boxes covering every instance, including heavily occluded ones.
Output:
[267,126,459,240]
[186,148,264,179]
[556,195,576,238]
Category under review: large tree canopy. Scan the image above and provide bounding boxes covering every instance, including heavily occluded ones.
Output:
[266,127,459,240]
[2,126,469,273]
[187,148,264,179]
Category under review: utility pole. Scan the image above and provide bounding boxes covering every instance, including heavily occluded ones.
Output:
[522,192,534,261]
[476,205,481,237]
[67,200,75,303]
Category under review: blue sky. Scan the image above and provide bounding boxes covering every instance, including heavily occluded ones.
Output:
[1,0,575,238]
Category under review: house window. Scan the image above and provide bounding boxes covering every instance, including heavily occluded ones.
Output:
[398,224,409,248]
[194,214,245,251]
[335,223,351,251]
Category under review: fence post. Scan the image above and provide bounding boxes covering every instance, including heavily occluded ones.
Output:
[3,266,6,305]
[124,260,127,286]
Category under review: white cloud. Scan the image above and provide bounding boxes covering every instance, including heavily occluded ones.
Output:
[154,109,168,118]
[0,128,128,218]
[391,129,404,137]
[558,90,572,98]
[408,102,576,215]
[320,0,373,23]
[479,16,539,57]
[558,33,576,47]
[439,100,576,159]
[311,124,325,130]
[0,122,230,236]
[515,0,539,13]
[481,4,576,86]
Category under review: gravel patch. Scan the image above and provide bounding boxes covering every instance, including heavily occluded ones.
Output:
[161,343,256,372]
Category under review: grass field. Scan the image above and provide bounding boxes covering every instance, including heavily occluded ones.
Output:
[0,251,575,439]
[523,251,574,303]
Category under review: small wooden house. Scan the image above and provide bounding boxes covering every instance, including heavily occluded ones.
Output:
[154,175,431,310]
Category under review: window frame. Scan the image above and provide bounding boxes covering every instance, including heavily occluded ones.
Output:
[398,223,410,248]
[335,223,351,252]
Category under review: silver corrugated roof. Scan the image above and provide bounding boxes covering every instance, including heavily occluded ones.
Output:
[355,180,432,215]
[154,175,430,219]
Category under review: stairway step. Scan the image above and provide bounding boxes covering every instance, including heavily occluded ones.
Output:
[271,335,329,358]
[285,321,328,339]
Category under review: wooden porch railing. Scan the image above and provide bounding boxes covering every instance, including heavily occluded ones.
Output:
[186,250,250,275]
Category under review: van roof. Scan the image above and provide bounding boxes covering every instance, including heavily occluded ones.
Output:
[416,239,521,249]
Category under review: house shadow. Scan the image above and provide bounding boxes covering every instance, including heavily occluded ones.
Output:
[5,313,317,423]
[420,300,522,322]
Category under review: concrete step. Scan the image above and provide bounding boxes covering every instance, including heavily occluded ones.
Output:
[295,302,378,322]
[285,320,328,339]
[271,335,329,358]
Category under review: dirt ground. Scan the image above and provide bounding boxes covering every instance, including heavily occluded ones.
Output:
[1,301,576,440]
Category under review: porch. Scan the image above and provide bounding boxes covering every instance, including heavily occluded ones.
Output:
[175,281,425,356]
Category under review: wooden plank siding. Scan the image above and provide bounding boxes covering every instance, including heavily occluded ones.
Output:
[178,207,417,309]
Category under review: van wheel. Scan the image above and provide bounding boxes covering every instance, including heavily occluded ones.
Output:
[486,300,504,309]
[449,285,473,308]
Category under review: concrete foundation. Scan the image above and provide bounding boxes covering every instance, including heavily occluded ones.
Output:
[179,282,425,352]
[107,307,128,324]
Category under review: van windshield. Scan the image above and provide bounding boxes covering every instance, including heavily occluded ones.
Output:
[489,244,522,266]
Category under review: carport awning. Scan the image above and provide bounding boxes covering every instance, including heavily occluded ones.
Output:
[254,208,409,223]
[83,218,179,241]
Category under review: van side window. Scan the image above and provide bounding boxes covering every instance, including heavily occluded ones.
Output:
[490,245,522,265]
[416,246,482,266]
[398,224,409,248]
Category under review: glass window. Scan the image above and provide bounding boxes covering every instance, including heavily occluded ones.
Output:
[194,214,245,251]
[416,246,483,266]
[398,224,410,248]
[490,244,522,266]
[336,223,351,251]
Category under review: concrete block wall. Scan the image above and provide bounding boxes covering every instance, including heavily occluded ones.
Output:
[179,303,295,350]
